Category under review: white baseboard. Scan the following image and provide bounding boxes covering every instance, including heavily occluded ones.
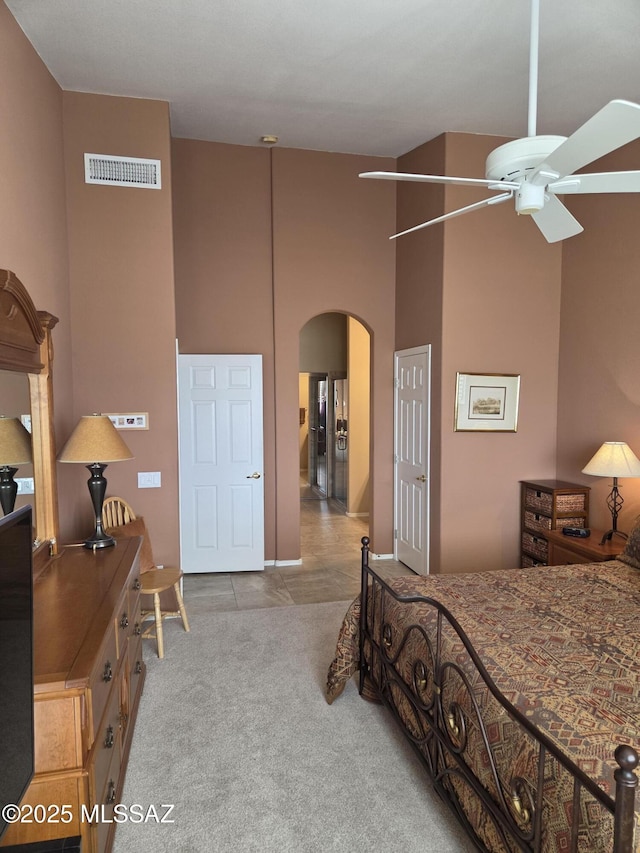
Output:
[345,512,369,518]
[274,559,303,567]
[264,560,276,567]
[370,552,395,560]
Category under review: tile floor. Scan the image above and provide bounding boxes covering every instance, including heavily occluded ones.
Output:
[183,498,412,614]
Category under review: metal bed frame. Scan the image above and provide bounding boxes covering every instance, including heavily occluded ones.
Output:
[358,538,639,852]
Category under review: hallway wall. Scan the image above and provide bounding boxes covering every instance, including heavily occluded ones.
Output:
[173,140,396,561]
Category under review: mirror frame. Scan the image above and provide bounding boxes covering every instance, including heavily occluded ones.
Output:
[0,269,59,555]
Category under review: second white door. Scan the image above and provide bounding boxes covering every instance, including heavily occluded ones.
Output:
[394,346,430,575]
[178,353,264,573]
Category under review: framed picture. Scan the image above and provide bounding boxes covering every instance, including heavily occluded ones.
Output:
[454,373,520,432]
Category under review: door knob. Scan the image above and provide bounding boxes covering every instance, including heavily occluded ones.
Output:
[416,475,427,482]
[246,472,261,479]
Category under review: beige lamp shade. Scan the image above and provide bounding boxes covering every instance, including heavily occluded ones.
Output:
[0,416,32,466]
[581,441,640,478]
[58,415,133,463]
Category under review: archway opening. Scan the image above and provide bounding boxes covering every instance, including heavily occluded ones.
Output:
[298,313,370,545]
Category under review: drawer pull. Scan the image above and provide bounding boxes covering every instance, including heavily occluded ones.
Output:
[106,780,116,805]
[134,622,142,636]
[120,613,129,629]
[102,661,113,683]
[135,660,143,675]
[104,725,114,749]
[133,578,141,591]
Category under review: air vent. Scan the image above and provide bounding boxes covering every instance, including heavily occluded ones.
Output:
[84,153,162,189]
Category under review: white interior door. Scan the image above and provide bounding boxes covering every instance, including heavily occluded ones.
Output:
[394,346,430,575]
[178,354,264,573]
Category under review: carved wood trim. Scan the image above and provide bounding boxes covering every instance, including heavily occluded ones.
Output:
[0,269,59,550]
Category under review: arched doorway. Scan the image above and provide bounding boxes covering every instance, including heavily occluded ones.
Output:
[298,312,370,527]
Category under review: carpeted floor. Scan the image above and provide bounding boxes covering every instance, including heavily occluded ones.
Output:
[113,601,475,852]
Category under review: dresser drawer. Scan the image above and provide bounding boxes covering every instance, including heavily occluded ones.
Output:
[89,624,118,735]
[129,635,144,703]
[89,680,122,806]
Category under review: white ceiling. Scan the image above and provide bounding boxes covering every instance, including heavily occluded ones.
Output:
[6,0,640,158]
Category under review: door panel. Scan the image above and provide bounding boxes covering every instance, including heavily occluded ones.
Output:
[394,346,430,574]
[178,354,264,573]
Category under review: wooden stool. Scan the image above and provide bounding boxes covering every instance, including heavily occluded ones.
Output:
[140,567,190,659]
[103,496,191,659]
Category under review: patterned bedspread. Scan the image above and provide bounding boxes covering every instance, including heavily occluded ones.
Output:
[327,559,640,851]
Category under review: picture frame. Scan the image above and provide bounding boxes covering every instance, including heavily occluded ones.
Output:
[454,373,520,432]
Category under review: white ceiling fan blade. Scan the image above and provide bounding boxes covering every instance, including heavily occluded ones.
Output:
[390,192,513,240]
[549,171,640,195]
[531,100,640,184]
[360,171,518,191]
[531,195,583,243]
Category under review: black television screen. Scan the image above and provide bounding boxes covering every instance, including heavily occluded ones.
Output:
[0,505,34,840]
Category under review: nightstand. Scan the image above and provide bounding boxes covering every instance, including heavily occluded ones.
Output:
[520,480,590,567]
[545,528,624,566]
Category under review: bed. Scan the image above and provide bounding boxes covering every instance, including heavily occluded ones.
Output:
[326,535,640,852]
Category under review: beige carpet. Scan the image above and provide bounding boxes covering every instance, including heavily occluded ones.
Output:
[113,601,475,852]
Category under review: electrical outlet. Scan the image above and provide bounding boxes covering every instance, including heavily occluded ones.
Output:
[138,471,161,489]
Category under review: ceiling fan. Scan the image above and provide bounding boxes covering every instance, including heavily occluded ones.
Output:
[360,0,640,243]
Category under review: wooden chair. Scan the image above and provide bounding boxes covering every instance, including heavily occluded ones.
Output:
[103,497,190,659]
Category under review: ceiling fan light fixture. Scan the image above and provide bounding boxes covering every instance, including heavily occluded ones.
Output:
[515,181,545,215]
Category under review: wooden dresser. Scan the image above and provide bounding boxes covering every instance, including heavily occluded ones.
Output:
[0,538,145,853]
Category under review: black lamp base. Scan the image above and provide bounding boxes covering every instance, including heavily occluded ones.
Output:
[600,528,628,546]
[84,531,116,550]
[84,462,115,550]
[0,465,19,516]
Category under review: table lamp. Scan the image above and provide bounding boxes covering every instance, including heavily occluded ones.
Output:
[581,441,640,544]
[58,414,133,549]
[0,415,32,515]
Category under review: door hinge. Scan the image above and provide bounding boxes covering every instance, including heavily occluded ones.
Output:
[394,528,398,540]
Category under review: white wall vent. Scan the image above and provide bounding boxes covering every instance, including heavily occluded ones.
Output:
[84,153,162,189]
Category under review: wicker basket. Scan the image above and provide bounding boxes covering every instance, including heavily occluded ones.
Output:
[524,510,552,533]
[555,516,586,529]
[522,554,546,568]
[524,488,553,513]
[556,494,587,513]
[522,531,548,561]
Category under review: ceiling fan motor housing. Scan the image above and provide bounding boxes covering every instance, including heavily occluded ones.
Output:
[485,135,566,182]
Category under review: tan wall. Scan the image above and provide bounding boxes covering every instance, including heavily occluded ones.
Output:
[173,141,396,561]
[395,134,447,568]
[556,140,640,533]
[0,2,73,532]
[347,317,370,517]
[171,138,277,559]
[440,133,563,572]
[271,147,396,559]
[62,93,178,563]
[396,132,563,573]
[299,313,347,373]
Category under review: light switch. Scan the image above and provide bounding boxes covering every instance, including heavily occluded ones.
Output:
[15,477,35,494]
[138,471,161,489]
